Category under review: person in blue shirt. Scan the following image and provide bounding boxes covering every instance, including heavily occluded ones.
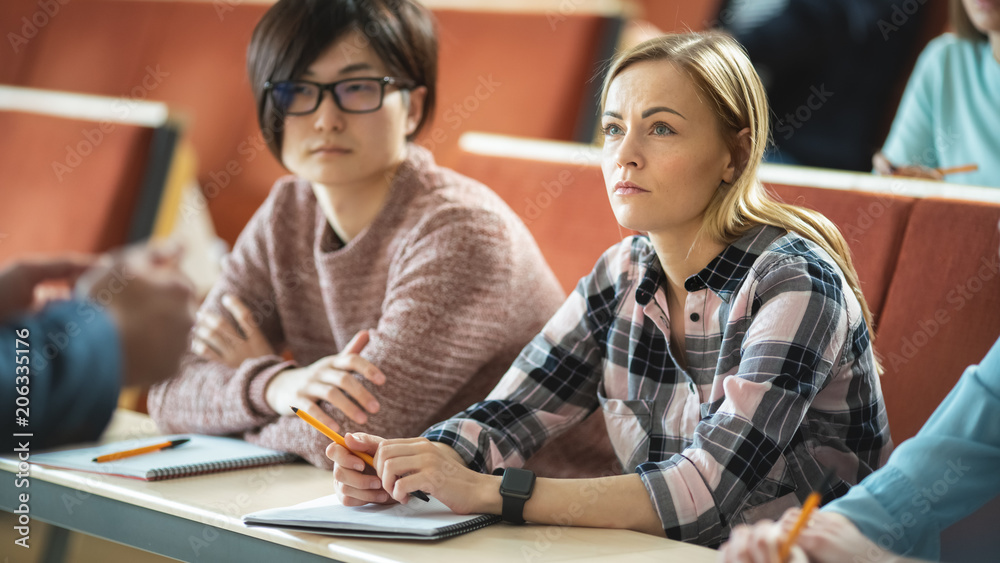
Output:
[0,247,195,452]
[873,0,1000,187]
[719,331,1000,562]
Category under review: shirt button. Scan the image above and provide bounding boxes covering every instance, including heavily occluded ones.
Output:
[690,313,700,322]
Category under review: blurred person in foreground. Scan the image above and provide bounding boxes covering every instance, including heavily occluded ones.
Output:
[720,333,1000,560]
[0,246,195,451]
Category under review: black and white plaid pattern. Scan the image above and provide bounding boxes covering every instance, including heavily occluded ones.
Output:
[425,224,891,546]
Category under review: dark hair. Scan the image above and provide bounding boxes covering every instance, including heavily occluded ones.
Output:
[247,0,438,163]
[950,0,988,41]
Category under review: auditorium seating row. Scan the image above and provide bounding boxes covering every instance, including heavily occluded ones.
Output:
[3,0,682,245]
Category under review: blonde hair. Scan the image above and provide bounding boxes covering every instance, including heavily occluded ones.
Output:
[951,0,989,42]
[600,32,880,369]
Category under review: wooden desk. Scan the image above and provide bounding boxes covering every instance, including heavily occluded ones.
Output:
[0,411,717,562]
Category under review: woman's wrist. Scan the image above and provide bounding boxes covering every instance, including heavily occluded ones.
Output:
[474,472,503,515]
[426,441,502,514]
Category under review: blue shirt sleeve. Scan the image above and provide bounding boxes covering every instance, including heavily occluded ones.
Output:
[880,36,947,169]
[1,301,123,452]
[823,336,1000,559]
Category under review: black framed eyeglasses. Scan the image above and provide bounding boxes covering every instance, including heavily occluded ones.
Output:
[264,77,415,116]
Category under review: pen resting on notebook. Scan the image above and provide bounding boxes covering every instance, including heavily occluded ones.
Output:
[93,438,190,463]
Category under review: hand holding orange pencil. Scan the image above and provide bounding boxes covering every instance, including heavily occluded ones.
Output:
[291,407,429,501]
[777,468,837,562]
[873,152,978,181]
[777,491,822,562]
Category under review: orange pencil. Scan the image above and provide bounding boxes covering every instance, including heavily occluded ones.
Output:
[291,407,429,501]
[937,163,978,176]
[291,406,375,465]
[92,438,189,463]
[777,491,822,562]
[778,468,836,562]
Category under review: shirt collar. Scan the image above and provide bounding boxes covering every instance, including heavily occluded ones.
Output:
[634,224,785,305]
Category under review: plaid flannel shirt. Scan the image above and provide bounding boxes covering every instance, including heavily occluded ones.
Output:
[424,224,892,546]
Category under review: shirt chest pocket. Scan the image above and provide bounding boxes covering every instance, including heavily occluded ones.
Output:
[597,390,653,473]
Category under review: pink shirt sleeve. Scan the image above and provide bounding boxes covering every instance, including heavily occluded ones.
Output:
[148,190,290,435]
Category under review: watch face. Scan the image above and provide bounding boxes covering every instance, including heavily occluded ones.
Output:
[501,468,535,495]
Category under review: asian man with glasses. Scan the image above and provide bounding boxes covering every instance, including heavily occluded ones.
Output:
[147,0,565,470]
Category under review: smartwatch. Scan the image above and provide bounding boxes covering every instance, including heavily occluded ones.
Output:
[499,467,535,524]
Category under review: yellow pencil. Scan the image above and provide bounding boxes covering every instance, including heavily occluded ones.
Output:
[778,468,836,562]
[291,407,428,501]
[778,490,821,562]
[937,163,978,176]
[291,406,376,465]
[92,438,189,463]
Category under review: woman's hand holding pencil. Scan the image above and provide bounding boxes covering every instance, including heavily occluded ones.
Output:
[292,407,429,502]
[873,152,979,181]
[719,508,904,563]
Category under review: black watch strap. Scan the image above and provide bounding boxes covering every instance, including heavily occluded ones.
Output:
[499,467,535,524]
[501,491,529,525]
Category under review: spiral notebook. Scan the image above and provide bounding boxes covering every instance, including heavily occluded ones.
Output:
[243,494,501,540]
[30,435,297,481]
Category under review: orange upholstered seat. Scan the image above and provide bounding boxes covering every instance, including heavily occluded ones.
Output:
[874,198,1000,442]
[0,110,155,263]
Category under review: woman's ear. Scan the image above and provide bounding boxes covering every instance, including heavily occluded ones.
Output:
[405,86,428,137]
[722,127,752,184]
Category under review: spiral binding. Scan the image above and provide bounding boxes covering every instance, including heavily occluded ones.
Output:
[146,452,298,481]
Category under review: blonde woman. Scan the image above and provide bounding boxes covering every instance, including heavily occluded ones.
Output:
[327,31,892,546]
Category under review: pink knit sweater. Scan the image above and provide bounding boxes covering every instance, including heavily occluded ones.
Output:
[148,145,564,468]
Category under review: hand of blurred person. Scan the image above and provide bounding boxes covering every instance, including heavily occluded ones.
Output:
[873,152,944,181]
[191,293,275,368]
[78,243,197,388]
[0,255,95,320]
[719,508,906,563]
[719,514,808,563]
[264,330,385,428]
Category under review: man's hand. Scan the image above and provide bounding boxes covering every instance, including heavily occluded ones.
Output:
[192,293,275,368]
[80,244,196,387]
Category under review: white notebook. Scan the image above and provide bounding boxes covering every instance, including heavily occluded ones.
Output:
[243,494,500,540]
[30,435,298,481]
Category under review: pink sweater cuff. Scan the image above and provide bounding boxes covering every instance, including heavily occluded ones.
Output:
[247,358,297,417]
